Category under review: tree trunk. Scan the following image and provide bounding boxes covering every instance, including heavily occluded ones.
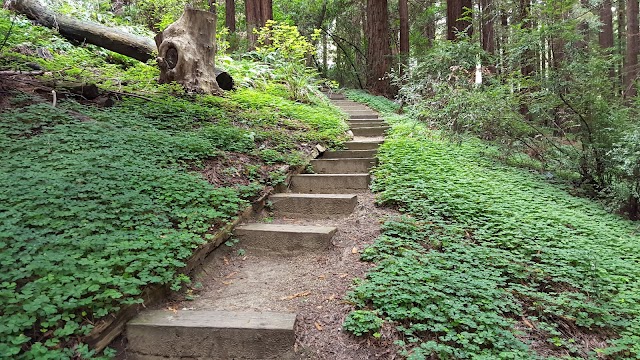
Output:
[519,0,535,77]
[155,8,221,94]
[480,0,494,54]
[399,0,409,75]
[226,0,236,33]
[624,0,639,98]
[600,0,615,81]
[245,0,259,49]
[259,0,273,27]
[447,0,472,40]
[618,0,626,90]
[8,0,155,62]
[366,0,392,96]
[600,0,614,49]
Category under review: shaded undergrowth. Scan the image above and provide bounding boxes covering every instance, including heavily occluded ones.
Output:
[343,91,640,359]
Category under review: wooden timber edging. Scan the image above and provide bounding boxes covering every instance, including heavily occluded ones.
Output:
[84,148,323,353]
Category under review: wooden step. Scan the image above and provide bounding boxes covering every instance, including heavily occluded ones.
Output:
[344,141,384,150]
[351,126,390,137]
[322,150,378,159]
[234,223,336,256]
[349,121,386,128]
[127,310,296,359]
[348,112,379,119]
[290,174,370,193]
[310,158,376,174]
[269,193,357,218]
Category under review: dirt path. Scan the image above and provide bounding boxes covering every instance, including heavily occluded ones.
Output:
[172,193,399,359]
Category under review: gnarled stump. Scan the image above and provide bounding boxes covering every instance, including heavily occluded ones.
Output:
[154,8,221,94]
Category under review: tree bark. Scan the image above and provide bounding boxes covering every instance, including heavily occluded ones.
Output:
[618,0,626,89]
[226,0,236,32]
[155,8,221,94]
[624,0,639,98]
[399,0,409,75]
[600,0,615,81]
[259,0,273,27]
[245,0,259,49]
[518,0,535,77]
[600,0,614,49]
[8,0,155,62]
[447,0,472,40]
[480,0,494,54]
[366,0,392,96]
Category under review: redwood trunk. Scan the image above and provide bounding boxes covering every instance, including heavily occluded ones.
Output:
[447,0,473,40]
[245,0,259,49]
[624,0,639,98]
[259,0,273,27]
[600,0,614,49]
[399,0,409,75]
[226,0,236,32]
[366,0,392,96]
[480,0,494,54]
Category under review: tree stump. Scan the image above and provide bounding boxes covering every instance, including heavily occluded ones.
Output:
[154,8,221,94]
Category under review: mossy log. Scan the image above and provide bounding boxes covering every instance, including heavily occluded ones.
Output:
[8,0,156,62]
[8,0,234,91]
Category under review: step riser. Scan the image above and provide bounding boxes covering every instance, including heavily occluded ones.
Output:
[234,224,336,256]
[290,174,370,193]
[350,123,385,128]
[345,141,383,150]
[270,194,357,218]
[311,159,376,174]
[351,127,390,136]
[349,114,378,119]
[127,311,295,360]
[340,107,370,111]
[323,150,378,159]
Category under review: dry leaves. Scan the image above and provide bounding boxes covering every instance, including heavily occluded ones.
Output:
[281,291,311,300]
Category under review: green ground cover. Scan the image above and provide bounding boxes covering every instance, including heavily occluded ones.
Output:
[0,11,347,358]
[344,91,640,359]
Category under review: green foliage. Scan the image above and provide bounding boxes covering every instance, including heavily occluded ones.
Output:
[256,20,320,63]
[254,20,324,102]
[342,310,384,337]
[347,116,640,358]
[344,89,401,114]
[0,98,248,358]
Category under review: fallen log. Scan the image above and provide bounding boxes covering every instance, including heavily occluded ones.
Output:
[7,0,156,62]
[7,0,234,90]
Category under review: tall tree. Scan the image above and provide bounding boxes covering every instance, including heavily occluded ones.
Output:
[624,0,639,98]
[599,0,614,49]
[518,0,534,76]
[600,0,615,81]
[480,0,494,54]
[366,0,393,95]
[399,0,409,75]
[447,0,472,40]
[245,0,259,49]
[618,0,626,86]
[259,0,273,27]
[226,0,236,33]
